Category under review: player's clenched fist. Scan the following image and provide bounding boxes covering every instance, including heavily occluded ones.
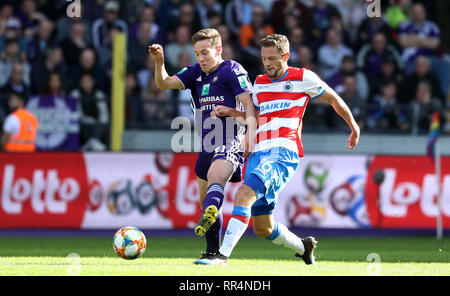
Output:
[210,105,232,118]
[148,44,164,63]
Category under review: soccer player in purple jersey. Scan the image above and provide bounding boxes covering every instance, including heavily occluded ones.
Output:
[149,29,256,264]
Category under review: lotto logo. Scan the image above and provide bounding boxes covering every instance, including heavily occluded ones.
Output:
[365,156,450,228]
[1,165,80,214]
[0,153,88,228]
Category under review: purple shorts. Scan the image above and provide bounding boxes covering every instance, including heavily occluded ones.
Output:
[195,142,244,183]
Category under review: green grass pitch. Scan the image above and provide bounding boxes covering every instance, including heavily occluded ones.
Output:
[0,235,448,276]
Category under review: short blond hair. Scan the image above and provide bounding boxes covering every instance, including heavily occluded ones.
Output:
[260,34,290,55]
[191,28,222,47]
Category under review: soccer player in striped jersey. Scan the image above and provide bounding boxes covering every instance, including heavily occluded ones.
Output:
[203,34,360,265]
[149,29,256,265]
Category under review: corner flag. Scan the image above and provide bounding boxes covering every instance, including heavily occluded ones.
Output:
[426,111,440,161]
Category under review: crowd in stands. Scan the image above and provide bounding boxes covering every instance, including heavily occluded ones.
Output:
[0,0,449,151]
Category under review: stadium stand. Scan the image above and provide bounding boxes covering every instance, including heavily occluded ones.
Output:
[0,0,449,151]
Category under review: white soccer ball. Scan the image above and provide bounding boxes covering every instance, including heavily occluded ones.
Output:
[113,226,147,260]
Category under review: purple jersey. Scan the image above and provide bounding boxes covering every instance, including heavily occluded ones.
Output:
[175,60,253,152]
[398,20,440,62]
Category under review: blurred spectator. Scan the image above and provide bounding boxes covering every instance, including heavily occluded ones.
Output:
[137,55,155,92]
[0,38,31,87]
[129,5,160,41]
[366,80,408,131]
[173,50,193,121]
[240,26,267,81]
[270,0,313,34]
[329,14,351,48]
[206,11,224,30]
[327,56,369,102]
[294,45,317,72]
[96,26,122,72]
[167,2,202,36]
[165,25,196,73]
[385,0,411,30]
[196,0,224,29]
[407,81,443,134]
[0,63,30,115]
[0,17,28,57]
[369,55,404,98]
[398,2,440,73]
[239,4,274,48]
[16,0,46,36]
[35,0,68,22]
[356,16,392,52]
[222,43,237,61]
[60,21,89,68]
[155,0,184,31]
[287,27,306,66]
[125,71,143,124]
[346,0,369,42]
[81,0,107,24]
[399,55,444,105]
[356,32,402,80]
[0,3,14,35]
[276,11,301,37]
[318,28,353,80]
[225,0,258,35]
[218,24,238,50]
[55,13,89,44]
[302,98,328,130]
[30,46,65,94]
[27,18,57,63]
[91,0,128,55]
[70,73,109,151]
[42,71,65,96]
[141,78,173,127]
[310,0,341,41]
[66,47,106,93]
[327,0,364,28]
[119,0,148,25]
[331,75,366,130]
[253,0,275,12]
[128,21,154,72]
[1,92,38,152]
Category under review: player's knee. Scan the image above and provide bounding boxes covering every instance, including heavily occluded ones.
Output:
[253,224,272,238]
[234,185,255,207]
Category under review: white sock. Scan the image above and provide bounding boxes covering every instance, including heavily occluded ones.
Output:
[269,222,305,255]
[219,217,249,257]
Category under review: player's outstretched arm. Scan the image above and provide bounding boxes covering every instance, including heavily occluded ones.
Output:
[319,89,360,150]
[148,44,184,90]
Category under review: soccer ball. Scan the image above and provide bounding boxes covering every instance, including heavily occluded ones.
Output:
[113,226,147,260]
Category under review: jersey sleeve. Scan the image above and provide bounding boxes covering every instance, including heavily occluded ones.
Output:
[302,69,328,100]
[174,64,200,90]
[2,114,20,136]
[226,63,253,99]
